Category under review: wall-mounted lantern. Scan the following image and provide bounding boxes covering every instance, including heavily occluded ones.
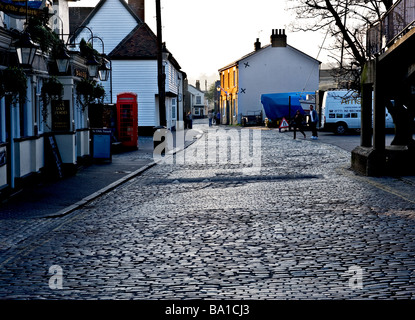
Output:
[56,47,71,73]
[86,56,99,78]
[98,57,110,81]
[14,32,39,67]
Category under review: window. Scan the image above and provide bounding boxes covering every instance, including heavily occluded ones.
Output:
[171,98,176,120]
[233,70,236,87]
[233,99,236,117]
[19,101,27,137]
[196,96,201,104]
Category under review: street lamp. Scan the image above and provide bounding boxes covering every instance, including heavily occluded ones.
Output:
[98,56,110,81]
[55,44,71,73]
[86,55,100,78]
[14,32,39,67]
[87,36,111,82]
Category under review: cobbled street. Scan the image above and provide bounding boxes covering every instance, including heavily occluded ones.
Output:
[1,121,415,300]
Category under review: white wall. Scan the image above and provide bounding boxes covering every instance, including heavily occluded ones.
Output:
[105,59,158,127]
[239,45,320,116]
[74,0,137,54]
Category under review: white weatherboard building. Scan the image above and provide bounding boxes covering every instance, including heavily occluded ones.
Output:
[70,0,185,133]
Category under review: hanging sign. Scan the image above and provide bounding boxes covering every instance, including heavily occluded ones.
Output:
[0,0,51,19]
[52,100,70,132]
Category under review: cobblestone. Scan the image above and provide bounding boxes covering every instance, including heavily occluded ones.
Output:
[1,122,415,299]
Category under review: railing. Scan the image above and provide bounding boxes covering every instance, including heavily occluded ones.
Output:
[367,0,415,56]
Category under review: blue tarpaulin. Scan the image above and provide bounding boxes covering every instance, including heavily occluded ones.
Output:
[261,92,313,120]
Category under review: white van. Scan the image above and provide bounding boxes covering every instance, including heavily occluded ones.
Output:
[320,90,394,134]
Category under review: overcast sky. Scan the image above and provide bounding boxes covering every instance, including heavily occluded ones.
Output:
[74,0,331,88]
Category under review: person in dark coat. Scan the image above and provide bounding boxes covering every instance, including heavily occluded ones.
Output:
[292,110,306,139]
[187,111,193,129]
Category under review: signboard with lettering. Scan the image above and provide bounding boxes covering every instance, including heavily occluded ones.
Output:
[52,100,70,132]
[91,128,112,161]
[73,68,88,80]
[0,0,50,18]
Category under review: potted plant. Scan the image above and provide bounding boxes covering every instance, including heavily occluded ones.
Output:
[25,16,60,54]
[75,79,105,112]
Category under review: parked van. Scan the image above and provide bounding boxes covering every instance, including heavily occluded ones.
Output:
[321,90,394,134]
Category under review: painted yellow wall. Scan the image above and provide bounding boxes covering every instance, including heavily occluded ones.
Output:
[219,66,238,125]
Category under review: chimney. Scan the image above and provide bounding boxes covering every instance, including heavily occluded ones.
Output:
[270,29,287,47]
[129,0,145,21]
[196,80,200,90]
[254,38,261,51]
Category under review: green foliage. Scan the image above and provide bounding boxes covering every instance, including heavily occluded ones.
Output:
[205,82,217,102]
[0,67,27,105]
[79,38,100,60]
[75,79,106,112]
[25,16,60,53]
[41,77,64,122]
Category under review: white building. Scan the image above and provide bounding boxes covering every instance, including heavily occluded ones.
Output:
[70,0,185,133]
[218,29,320,124]
[187,82,207,118]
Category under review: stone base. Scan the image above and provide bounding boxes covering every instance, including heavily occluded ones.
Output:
[351,145,415,176]
[351,146,386,176]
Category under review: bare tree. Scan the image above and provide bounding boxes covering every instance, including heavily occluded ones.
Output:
[288,0,393,89]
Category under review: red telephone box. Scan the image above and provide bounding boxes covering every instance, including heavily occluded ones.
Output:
[116,93,138,148]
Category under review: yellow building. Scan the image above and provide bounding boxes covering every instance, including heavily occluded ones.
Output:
[218,64,238,125]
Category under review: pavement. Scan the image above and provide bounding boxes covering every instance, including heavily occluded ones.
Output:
[0,127,202,220]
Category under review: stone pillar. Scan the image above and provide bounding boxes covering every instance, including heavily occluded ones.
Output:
[360,83,373,148]
[373,57,386,152]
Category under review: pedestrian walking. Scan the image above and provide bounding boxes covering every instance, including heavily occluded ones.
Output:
[184,111,188,129]
[292,110,306,139]
[309,105,319,140]
[208,110,213,127]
